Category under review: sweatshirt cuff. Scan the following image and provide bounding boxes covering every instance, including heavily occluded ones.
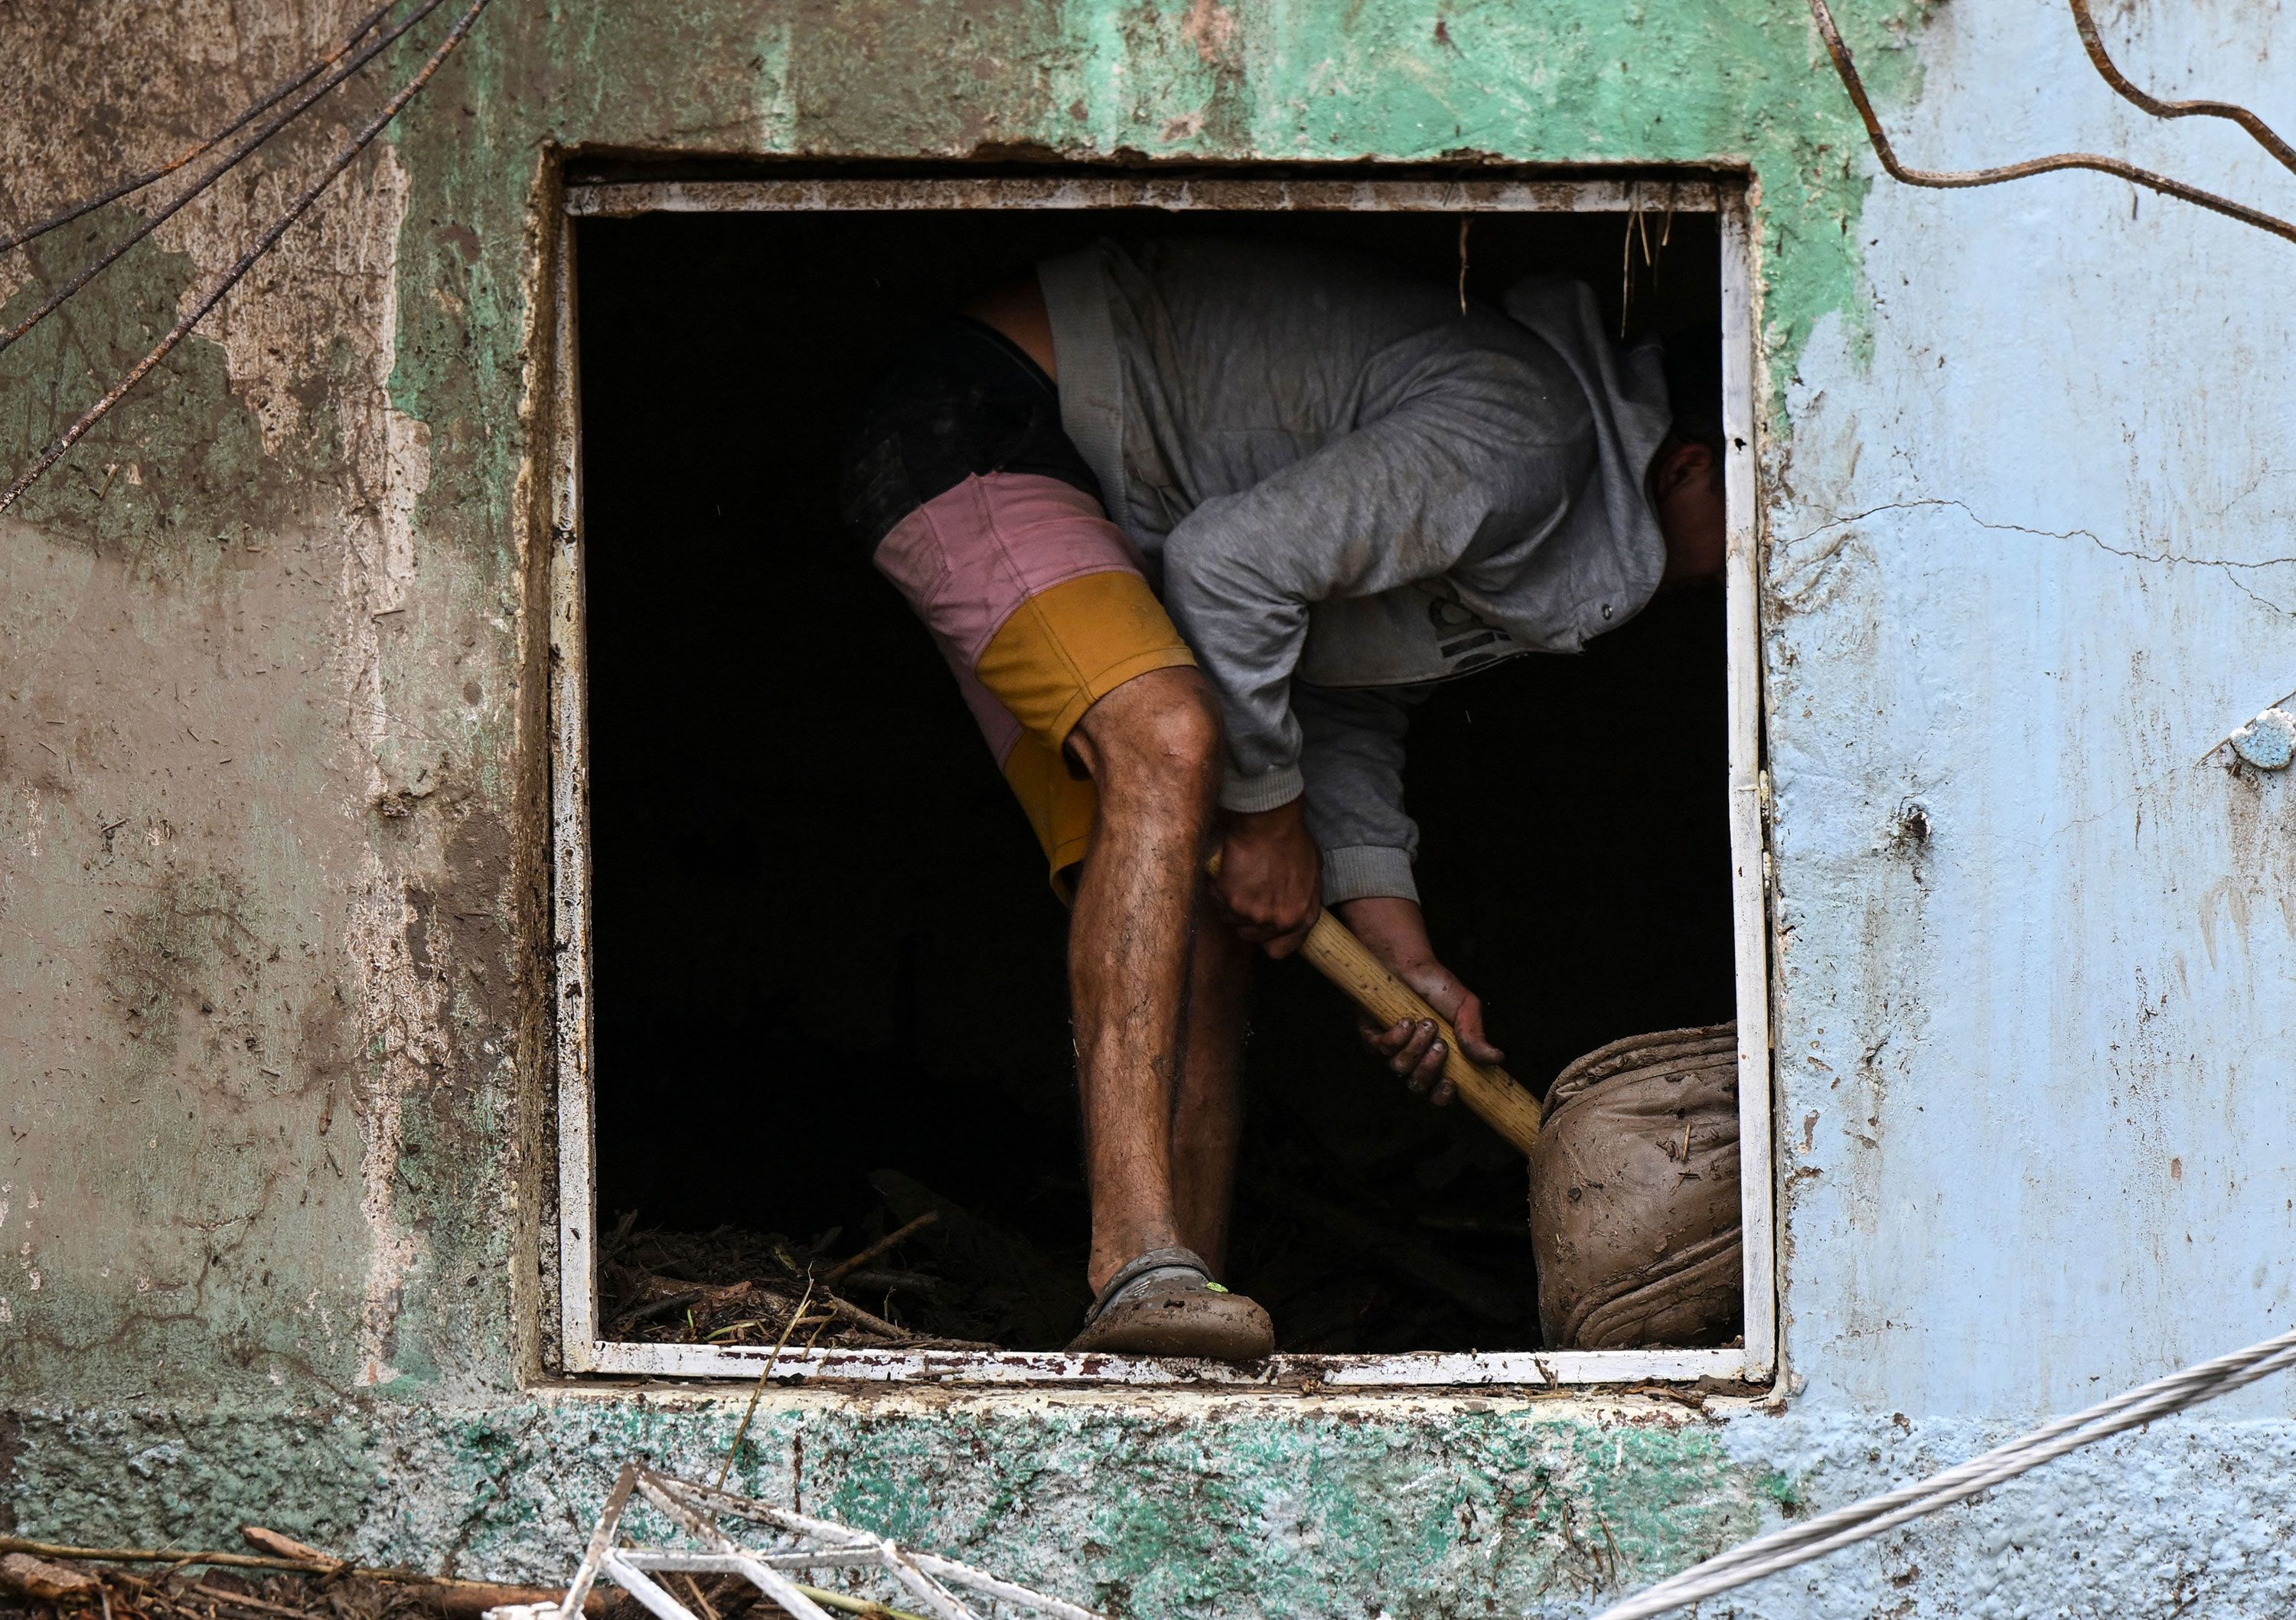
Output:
[1219,764,1305,813]
[1320,845,1420,906]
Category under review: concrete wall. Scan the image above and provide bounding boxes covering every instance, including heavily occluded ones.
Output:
[5,0,2294,1613]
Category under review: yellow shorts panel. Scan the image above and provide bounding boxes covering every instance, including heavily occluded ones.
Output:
[975,569,1199,753]
[976,569,1198,894]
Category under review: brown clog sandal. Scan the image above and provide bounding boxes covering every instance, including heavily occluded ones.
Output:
[1067,1245,1274,1361]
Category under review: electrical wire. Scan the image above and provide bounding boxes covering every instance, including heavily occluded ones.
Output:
[0,0,405,258]
[2067,0,2296,179]
[1805,0,2296,247]
[1594,1325,2296,1619]
[0,0,453,357]
[0,0,497,517]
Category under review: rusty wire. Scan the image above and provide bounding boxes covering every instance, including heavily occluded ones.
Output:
[0,0,405,259]
[0,0,452,357]
[0,0,497,518]
[1805,0,2296,247]
[2068,0,2296,179]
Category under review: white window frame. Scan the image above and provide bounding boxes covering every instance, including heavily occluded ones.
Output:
[546,174,1776,1388]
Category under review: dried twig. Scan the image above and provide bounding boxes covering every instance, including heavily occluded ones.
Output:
[673,1573,719,1620]
[0,0,404,257]
[610,1286,708,1335]
[820,1211,939,1285]
[239,1529,344,1579]
[788,1586,928,1620]
[2067,0,2296,178]
[704,1312,833,1343]
[1804,0,2296,246]
[818,1291,914,1340]
[181,1581,327,1620]
[0,1540,332,1577]
[0,1538,598,1617]
[713,1277,816,1491]
[0,0,496,517]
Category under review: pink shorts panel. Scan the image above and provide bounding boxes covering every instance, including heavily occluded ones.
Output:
[871,472,1152,675]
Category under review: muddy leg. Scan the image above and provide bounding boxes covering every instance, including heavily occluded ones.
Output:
[1065,667,1224,1294]
[1171,910,1254,1276]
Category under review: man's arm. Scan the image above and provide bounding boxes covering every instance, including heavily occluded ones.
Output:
[1210,680,1424,956]
[1293,681,1424,905]
[1293,683,1504,1100]
[1170,380,1571,953]
[1336,895,1505,1105]
[1160,367,1575,815]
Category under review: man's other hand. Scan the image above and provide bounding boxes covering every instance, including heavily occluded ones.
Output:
[1212,799,1320,957]
[1335,895,1504,1106]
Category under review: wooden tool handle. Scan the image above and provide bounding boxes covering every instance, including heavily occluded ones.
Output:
[1299,910,1544,1158]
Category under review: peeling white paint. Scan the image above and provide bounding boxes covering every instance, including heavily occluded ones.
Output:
[2229,707,2295,771]
[274,128,444,1393]
[157,137,415,455]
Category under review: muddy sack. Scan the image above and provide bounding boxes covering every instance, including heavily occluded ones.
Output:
[1528,1022,1741,1351]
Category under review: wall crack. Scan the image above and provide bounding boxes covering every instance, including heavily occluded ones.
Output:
[1780,496,2296,614]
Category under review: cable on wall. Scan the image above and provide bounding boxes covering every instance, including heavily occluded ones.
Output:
[0,0,454,357]
[2066,0,2296,178]
[0,0,406,258]
[0,0,498,517]
[1595,1325,2296,1619]
[1805,0,2296,246]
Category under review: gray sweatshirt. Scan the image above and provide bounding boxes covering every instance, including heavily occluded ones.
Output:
[1039,237,1674,905]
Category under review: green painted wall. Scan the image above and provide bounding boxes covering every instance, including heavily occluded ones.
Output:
[2,0,1919,1407]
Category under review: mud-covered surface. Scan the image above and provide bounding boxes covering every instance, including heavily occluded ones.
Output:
[1528,1024,1741,1351]
[598,1170,1078,1351]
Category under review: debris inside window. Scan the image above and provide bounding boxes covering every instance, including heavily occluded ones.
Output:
[577,207,1735,1360]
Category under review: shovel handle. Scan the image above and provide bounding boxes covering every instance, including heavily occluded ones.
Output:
[1299,910,1544,1159]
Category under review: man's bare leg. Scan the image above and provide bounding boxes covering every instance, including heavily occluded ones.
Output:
[1065,667,1224,1293]
[1171,910,1254,1275]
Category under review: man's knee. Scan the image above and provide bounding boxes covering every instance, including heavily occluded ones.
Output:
[1072,667,1225,803]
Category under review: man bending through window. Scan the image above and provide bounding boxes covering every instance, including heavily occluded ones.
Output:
[841,237,1727,1361]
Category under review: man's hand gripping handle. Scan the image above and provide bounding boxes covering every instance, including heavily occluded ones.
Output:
[1298,911,1544,1158]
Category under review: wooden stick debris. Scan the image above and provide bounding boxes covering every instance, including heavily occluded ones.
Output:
[1299,911,1545,1157]
[235,1531,341,1576]
[611,1286,709,1334]
[2,1553,103,1602]
[713,1278,817,1491]
[819,1291,913,1340]
[181,1580,334,1620]
[0,1535,606,1616]
[0,1540,329,1576]
[787,1583,931,1620]
[821,1211,939,1284]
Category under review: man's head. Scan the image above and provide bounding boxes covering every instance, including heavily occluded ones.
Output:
[1650,329,1727,589]
[1649,433,1726,588]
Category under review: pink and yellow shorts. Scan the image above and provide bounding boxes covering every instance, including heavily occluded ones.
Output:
[871,471,1198,888]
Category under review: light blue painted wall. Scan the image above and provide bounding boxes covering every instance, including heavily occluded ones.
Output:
[1766,0,2296,1423]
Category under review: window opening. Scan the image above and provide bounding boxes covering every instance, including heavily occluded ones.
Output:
[550,178,1773,1387]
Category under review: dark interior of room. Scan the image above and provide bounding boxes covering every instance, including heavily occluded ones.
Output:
[576,200,1736,1355]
